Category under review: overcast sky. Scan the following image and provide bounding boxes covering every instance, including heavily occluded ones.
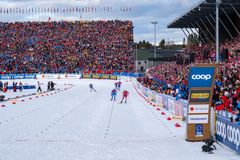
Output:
[0,0,200,44]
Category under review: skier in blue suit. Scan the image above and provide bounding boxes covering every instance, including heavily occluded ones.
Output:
[111,89,117,101]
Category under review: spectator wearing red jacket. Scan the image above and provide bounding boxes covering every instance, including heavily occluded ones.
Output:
[216,91,232,112]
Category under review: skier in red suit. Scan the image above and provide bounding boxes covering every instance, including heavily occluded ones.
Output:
[120,90,129,103]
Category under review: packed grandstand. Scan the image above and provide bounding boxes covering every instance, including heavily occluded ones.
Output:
[0,20,134,74]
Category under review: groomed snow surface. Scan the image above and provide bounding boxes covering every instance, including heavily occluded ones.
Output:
[0,79,239,160]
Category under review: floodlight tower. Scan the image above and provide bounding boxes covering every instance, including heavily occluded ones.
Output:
[151,21,158,66]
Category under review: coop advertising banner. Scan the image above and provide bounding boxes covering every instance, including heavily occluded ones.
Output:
[0,74,12,80]
[188,67,215,88]
[216,115,240,153]
[0,74,36,80]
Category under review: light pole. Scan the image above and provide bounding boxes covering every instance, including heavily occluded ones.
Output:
[151,21,158,66]
[216,0,221,64]
[135,44,138,72]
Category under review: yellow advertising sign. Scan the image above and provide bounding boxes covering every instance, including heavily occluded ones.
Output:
[191,93,210,99]
[92,74,100,79]
[110,76,117,80]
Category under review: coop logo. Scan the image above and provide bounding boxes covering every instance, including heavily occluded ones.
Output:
[13,75,24,79]
[24,74,36,79]
[191,74,211,80]
[188,67,215,88]
[216,120,240,151]
[0,75,11,79]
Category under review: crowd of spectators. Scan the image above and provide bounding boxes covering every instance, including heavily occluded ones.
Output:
[0,20,134,74]
[138,36,240,120]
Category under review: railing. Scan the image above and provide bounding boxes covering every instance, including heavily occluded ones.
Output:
[136,81,188,120]
[0,73,144,80]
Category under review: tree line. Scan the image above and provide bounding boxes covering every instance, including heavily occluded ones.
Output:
[136,34,199,50]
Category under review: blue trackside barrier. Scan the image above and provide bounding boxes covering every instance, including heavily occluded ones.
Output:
[7,85,36,90]
[0,74,36,80]
[117,72,144,77]
[216,111,240,153]
[0,72,144,80]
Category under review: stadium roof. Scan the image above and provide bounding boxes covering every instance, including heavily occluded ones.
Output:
[168,0,240,28]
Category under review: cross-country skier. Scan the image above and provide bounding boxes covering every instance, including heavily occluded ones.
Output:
[114,82,118,89]
[117,81,122,91]
[13,82,17,92]
[0,81,3,91]
[19,81,23,92]
[89,83,96,92]
[50,81,56,90]
[47,81,51,91]
[3,82,8,92]
[37,81,42,92]
[120,90,129,103]
[111,88,117,101]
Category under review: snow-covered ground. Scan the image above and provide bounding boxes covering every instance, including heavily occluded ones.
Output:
[0,79,239,160]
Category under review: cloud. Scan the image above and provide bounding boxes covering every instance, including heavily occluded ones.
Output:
[0,0,199,43]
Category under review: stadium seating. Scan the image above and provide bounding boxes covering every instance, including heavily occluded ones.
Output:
[0,20,134,74]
